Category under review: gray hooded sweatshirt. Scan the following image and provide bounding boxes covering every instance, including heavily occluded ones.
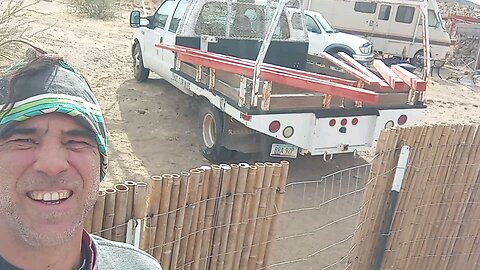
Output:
[92,235,162,269]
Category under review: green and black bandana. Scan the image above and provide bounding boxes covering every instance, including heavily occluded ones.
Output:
[0,60,108,181]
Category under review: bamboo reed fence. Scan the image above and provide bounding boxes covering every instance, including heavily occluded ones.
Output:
[84,125,479,269]
[348,124,480,270]
[84,161,290,270]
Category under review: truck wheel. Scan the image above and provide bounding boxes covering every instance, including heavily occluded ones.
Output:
[199,104,231,162]
[326,48,352,59]
[133,42,150,82]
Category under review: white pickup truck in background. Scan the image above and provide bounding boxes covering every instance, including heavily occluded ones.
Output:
[304,10,374,64]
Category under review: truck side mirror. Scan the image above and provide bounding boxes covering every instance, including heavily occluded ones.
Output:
[130,11,141,28]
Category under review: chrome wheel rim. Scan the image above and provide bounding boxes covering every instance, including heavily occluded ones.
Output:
[202,113,216,148]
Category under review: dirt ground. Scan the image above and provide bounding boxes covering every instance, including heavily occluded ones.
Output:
[19,0,479,184]
[9,0,480,267]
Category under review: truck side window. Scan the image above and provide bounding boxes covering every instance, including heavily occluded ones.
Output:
[266,7,290,39]
[169,0,188,32]
[427,9,439,27]
[354,2,377,13]
[378,5,391,21]
[305,15,321,34]
[244,7,265,36]
[395,5,415,24]
[153,0,176,29]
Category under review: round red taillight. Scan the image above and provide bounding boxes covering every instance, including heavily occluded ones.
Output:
[341,119,348,126]
[329,119,336,127]
[398,115,407,125]
[269,120,281,133]
[352,118,359,125]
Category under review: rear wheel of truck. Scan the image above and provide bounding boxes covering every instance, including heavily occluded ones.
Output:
[133,42,150,82]
[199,104,232,162]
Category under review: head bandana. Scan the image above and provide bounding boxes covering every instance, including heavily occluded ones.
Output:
[0,60,108,181]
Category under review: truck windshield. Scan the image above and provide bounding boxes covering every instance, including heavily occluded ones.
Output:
[314,14,335,33]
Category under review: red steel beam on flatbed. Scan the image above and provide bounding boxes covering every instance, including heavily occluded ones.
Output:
[178,53,254,77]
[320,52,386,89]
[337,52,390,89]
[157,43,379,103]
[391,65,427,92]
[373,60,406,91]
[156,43,357,86]
[260,69,379,104]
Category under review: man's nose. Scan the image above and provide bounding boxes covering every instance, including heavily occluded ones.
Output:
[33,142,69,176]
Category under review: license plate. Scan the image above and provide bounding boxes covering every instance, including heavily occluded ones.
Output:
[270,143,298,158]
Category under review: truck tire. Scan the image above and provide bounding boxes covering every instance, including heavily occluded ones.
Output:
[199,104,232,162]
[133,42,150,82]
[326,48,352,58]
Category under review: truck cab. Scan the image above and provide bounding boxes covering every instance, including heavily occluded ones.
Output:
[303,10,374,64]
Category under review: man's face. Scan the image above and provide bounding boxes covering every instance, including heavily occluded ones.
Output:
[0,113,100,246]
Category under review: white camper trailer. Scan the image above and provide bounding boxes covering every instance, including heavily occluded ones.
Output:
[307,0,451,65]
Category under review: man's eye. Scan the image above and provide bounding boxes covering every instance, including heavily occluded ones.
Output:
[7,138,37,149]
[12,138,36,144]
[66,140,94,149]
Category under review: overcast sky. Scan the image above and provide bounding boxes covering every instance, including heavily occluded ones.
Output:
[469,0,480,5]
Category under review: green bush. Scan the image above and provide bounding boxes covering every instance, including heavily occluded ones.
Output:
[70,0,117,20]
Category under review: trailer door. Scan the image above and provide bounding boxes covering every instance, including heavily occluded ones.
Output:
[372,3,393,52]
[353,1,377,36]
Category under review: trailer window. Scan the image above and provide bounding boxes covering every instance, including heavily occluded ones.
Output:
[169,0,188,33]
[438,12,447,30]
[153,0,176,29]
[354,2,377,14]
[378,5,391,21]
[305,15,321,33]
[395,6,415,24]
[427,9,440,27]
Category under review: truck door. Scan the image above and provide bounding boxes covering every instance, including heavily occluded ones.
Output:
[305,13,325,55]
[162,0,188,68]
[144,0,178,75]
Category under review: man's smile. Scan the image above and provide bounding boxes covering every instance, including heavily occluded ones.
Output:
[27,190,73,205]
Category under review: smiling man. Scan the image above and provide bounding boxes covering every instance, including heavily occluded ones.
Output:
[0,46,161,270]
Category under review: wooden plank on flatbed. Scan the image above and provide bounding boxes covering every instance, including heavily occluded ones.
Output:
[363,92,410,107]
[337,52,390,89]
[373,60,407,91]
[391,65,427,92]
[320,52,386,89]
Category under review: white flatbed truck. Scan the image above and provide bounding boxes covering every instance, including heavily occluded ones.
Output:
[129,0,427,161]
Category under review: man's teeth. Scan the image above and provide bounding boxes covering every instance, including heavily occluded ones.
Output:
[30,191,71,201]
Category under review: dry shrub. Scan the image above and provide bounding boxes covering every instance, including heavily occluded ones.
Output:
[0,0,39,61]
[70,0,117,20]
